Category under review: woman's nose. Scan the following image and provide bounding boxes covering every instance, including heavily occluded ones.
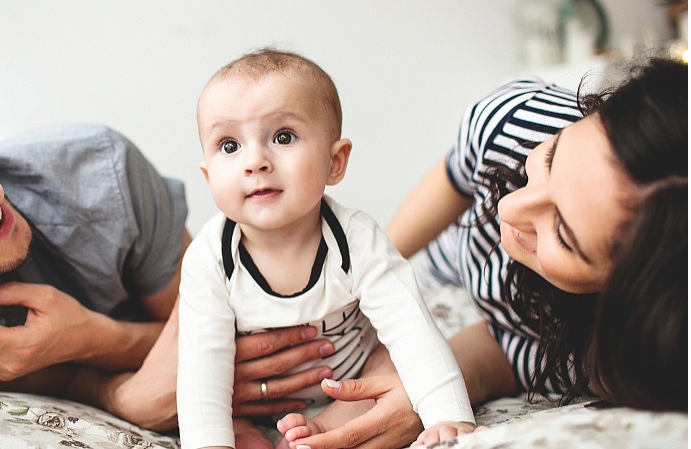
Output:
[498,182,550,231]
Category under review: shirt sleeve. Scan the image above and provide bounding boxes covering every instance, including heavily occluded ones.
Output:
[0,124,188,317]
[177,215,238,449]
[114,130,188,297]
[446,78,581,198]
[345,208,475,427]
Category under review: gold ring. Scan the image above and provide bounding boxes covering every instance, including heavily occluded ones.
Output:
[260,380,269,401]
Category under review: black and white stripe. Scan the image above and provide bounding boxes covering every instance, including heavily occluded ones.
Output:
[417,79,581,391]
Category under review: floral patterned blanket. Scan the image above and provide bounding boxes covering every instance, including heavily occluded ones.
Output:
[0,391,178,449]
[0,285,685,449]
[416,286,688,449]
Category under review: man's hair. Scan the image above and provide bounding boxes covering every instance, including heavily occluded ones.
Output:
[209,48,343,139]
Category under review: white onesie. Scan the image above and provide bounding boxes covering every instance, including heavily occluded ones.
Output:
[177,196,473,448]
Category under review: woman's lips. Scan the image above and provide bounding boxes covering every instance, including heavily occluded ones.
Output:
[511,226,536,254]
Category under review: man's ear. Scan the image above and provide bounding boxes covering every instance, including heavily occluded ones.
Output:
[327,138,352,186]
[200,160,210,185]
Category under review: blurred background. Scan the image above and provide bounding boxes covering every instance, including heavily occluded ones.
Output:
[0,1,687,234]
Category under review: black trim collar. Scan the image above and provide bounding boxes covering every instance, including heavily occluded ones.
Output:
[221,198,350,297]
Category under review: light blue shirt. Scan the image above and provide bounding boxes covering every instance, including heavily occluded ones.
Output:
[0,124,187,322]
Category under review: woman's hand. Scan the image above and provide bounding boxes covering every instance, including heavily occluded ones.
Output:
[232,326,335,417]
[286,373,423,449]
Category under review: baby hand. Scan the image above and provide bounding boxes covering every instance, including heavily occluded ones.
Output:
[410,420,476,447]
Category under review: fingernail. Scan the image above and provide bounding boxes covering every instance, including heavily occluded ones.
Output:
[324,378,341,389]
[317,368,331,380]
[319,342,334,357]
[297,445,312,449]
[301,326,317,340]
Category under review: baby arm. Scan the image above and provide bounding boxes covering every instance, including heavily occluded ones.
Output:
[177,232,239,449]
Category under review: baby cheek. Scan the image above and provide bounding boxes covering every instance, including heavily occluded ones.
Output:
[208,178,238,214]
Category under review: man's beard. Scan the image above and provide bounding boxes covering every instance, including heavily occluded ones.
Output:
[0,249,29,279]
[0,199,33,276]
[0,239,30,327]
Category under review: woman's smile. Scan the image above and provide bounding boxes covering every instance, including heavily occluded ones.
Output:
[511,226,536,254]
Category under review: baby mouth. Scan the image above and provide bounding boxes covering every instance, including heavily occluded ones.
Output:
[248,188,281,199]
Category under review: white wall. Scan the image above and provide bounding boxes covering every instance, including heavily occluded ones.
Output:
[0,1,671,234]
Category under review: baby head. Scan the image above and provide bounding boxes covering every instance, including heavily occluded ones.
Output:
[197,48,351,230]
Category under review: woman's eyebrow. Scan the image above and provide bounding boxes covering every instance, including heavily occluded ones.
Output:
[557,208,593,264]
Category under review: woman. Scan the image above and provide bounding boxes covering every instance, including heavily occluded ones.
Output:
[231,57,687,449]
[386,56,687,411]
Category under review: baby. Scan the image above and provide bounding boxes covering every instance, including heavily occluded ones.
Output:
[176,48,475,449]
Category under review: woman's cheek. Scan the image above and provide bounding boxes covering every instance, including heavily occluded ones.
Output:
[537,251,604,294]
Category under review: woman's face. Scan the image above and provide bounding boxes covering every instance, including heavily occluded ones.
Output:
[498,115,638,294]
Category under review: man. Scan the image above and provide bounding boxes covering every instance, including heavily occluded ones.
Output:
[0,123,188,427]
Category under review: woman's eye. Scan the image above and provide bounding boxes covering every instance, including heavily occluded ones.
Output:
[555,217,574,252]
[274,131,296,145]
[220,140,240,155]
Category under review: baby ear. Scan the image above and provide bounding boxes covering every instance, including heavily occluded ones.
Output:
[327,138,352,186]
[199,160,210,185]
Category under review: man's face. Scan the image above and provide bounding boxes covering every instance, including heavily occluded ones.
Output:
[0,184,32,274]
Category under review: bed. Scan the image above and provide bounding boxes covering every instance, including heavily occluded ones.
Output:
[0,285,686,448]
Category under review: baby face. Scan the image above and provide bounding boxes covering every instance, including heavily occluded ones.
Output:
[197,72,343,235]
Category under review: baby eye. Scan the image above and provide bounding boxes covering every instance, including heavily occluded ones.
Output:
[273,131,296,146]
[220,139,240,155]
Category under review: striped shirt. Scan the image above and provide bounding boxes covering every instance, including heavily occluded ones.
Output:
[415,78,582,392]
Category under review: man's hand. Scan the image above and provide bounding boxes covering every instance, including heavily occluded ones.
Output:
[232,326,335,417]
[0,282,94,380]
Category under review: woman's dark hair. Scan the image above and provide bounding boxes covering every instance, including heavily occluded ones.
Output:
[483,58,688,410]
[588,180,687,411]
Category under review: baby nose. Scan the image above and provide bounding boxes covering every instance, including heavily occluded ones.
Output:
[244,146,272,174]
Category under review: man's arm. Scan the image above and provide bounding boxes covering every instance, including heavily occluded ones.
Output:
[0,230,192,379]
[79,229,193,371]
[0,283,159,378]
[140,229,193,320]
